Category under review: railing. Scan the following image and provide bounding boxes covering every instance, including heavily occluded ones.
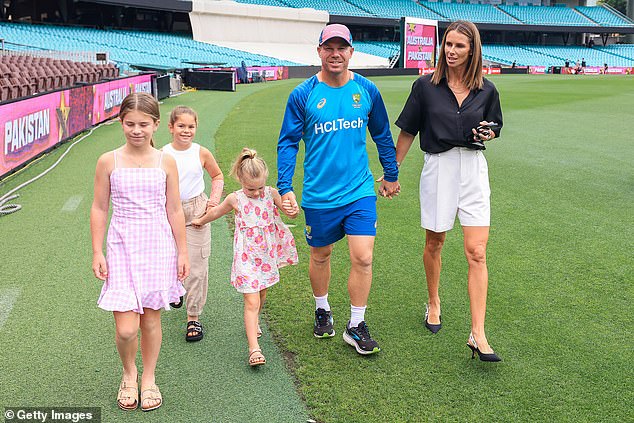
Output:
[0,42,108,63]
[389,50,400,69]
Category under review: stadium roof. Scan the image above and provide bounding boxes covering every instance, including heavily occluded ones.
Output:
[82,0,192,13]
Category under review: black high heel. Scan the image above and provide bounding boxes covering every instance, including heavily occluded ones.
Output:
[467,333,501,362]
[424,303,442,334]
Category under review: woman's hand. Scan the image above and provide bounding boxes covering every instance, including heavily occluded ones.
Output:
[379,180,401,199]
[472,121,496,142]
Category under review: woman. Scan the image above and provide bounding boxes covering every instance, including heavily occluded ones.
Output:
[394,20,503,362]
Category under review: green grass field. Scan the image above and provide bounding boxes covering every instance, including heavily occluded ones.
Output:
[1,75,632,422]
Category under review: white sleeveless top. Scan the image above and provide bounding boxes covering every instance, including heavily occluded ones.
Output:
[163,143,205,200]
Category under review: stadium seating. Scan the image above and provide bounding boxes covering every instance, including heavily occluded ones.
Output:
[233,0,634,29]
[351,40,634,68]
[498,5,597,26]
[575,6,634,27]
[0,53,118,102]
[0,21,299,75]
[347,0,444,20]
[354,41,400,59]
[262,0,374,16]
[421,2,520,24]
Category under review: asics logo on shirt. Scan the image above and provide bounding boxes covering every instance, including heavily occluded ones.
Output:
[317,98,327,109]
[314,117,364,135]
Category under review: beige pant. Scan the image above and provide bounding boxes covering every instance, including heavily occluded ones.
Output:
[182,193,211,316]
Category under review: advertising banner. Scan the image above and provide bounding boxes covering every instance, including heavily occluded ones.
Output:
[92,74,153,124]
[246,66,288,82]
[1,74,154,179]
[1,91,66,177]
[401,17,438,69]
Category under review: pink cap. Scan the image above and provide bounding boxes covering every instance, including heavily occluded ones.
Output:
[319,24,353,46]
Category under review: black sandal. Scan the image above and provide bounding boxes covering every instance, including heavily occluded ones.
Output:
[186,320,203,342]
[170,296,184,309]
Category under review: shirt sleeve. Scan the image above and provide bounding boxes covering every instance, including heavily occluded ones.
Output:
[395,78,423,138]
[276,87,305,196]
[485,83,503,138]
[366,81,399,182]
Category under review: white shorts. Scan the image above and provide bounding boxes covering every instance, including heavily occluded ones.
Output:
[420,147,490,232]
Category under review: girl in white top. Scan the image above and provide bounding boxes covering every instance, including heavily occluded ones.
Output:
[163,106,224,342]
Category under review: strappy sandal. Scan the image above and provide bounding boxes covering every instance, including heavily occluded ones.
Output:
[170,295,184,309]
[117,379,138,411]
[140,384,162,412]
[186,320,203,342]
[248,348,266,366]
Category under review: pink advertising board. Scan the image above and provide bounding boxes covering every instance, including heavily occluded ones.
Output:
[1,74,154,178]
[402,17,438,69]
[92,74,153,124]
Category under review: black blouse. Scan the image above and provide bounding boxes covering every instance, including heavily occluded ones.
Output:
[395,74,503,154]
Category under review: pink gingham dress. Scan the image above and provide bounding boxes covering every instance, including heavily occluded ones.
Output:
[231,187,298,293]
[97,150,186,313]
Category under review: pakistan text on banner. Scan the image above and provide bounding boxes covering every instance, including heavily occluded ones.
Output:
[0,74,153,179]
[401,17,438,70]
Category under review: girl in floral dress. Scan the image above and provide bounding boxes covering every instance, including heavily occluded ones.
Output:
[192,147,298,366]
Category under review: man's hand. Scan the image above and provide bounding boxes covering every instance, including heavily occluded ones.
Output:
[379,180,400,199]
[281,192,300,218]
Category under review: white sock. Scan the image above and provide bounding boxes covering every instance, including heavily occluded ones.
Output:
[314,294,330,311]
[350,305,366,327]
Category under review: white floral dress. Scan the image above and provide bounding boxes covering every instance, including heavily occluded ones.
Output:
[231,187,298,293]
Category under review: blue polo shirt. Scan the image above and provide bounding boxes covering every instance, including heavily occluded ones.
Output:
[277,73,398,209]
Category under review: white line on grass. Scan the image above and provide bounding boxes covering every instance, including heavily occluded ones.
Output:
[62,195,83,212]
[0,287,21,330]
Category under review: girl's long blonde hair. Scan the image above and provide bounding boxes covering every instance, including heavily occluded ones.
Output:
[431,20,484,91]
[230,147,268,183]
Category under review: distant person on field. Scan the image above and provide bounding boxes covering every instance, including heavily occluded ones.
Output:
[162,106,224,342]
[276,24,400,356]
[191,148,298,366]
[91,92,189,412]
[239,60,249,84]
[394,20,503,362]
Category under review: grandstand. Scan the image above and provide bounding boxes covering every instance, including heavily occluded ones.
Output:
[0,0,634,103]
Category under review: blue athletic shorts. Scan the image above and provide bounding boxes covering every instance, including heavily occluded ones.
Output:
[303,196,377,247]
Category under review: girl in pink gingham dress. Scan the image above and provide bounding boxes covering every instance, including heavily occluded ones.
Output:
[97,149,186,312]
[91,93,189,412]
[192,148,298,367]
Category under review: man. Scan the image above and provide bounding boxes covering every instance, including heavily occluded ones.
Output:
[277,24,400,355]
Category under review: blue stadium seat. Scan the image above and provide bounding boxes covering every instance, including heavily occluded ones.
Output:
[575,6,634,27]
[0,22,300,74]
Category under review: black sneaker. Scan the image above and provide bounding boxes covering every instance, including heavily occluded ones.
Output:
[313,308,335,338]
[343,321,380,355]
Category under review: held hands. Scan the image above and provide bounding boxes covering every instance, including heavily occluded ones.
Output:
[92,252,108,281]
[379,179,401,199]
[281,192,299,218]
[190,216,205,229]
